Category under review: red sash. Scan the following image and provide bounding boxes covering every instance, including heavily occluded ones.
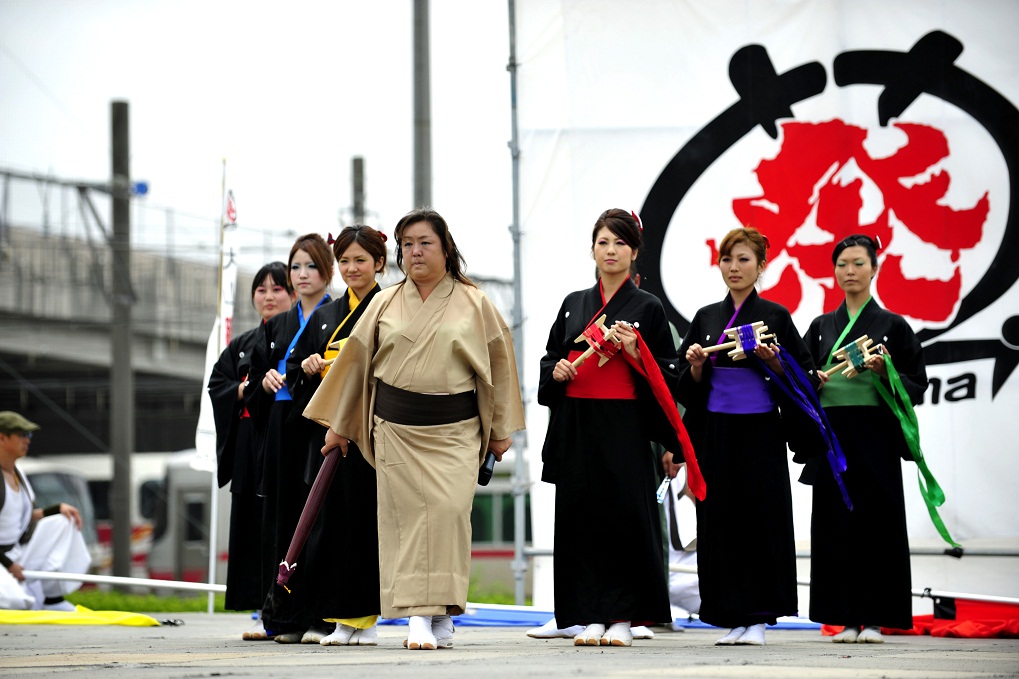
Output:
[564,349,638,400]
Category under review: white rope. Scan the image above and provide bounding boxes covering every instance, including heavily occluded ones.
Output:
[22,570,226,594]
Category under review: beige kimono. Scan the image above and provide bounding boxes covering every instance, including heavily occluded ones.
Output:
[304,273,525,617]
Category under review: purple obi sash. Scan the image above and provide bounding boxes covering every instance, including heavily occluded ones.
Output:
[707,367,775,414]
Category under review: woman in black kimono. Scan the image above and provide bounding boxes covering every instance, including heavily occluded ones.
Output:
[539,209,679,648]
[208,262,292,638]
[246,234,334,643]
[803,234,927,644]
[286,225,387,646]
[677,227,815,646]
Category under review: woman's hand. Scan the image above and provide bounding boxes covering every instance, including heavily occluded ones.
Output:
[816,370,830,389]
[322,428,349,458]
[685,343,707,382]
[302,353,325,376]
[551,358,578,383]
[262,369,285,394]
[612,322,641,361]
[866,352,888,378]
[662,450,681,479]
[488,436,511,461]
[753,343,783,375]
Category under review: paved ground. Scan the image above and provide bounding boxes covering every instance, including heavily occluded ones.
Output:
[1,613,1018,678]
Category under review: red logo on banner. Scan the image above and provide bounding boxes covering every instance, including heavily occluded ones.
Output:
[640,32,1019,396]
[731,120,990,320]
[225,190,237,225]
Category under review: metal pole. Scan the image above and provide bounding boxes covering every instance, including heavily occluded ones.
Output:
[0,174,9,260]
[413,0,432,207]
[110,100,134,580]
[205,160,228,615]
[352,156,365,224]
[506,0,529,606]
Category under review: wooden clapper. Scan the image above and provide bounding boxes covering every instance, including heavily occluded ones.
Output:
[824,335,882,378]
[571,314,623,368]
[700,321,774,361]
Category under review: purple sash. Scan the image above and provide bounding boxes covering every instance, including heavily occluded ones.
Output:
[707,367,775,414]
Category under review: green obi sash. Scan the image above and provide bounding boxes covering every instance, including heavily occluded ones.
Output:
[819,365,881,407]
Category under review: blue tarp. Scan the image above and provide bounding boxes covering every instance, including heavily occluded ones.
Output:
[377,604,820,630]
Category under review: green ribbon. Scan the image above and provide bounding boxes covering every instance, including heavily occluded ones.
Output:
[827,296,872,365]
[871,353,961,549]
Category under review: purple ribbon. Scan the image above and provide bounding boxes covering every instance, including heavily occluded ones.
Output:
[754,350,853,511]
[710,300,745,365]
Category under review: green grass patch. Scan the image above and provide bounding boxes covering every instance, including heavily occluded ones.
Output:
[66,589,228,613]
[467,576,530,606]
[65,582,529,613]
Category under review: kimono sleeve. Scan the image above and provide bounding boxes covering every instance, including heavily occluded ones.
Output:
[244,318,275,431]
[482,296,526,443]
[207,337,243,487]
[286,308,330,436]
[771,306,818,384]
[303,294,384,465]
[537,297,573,410]
[675,309,712,412]
[802,315,825,366]
[886,314,929,406]
[638,294,682,392]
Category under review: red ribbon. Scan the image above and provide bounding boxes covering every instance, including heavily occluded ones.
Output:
[622,331,706,500]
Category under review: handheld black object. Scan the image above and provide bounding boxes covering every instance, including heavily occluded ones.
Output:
[478,450,497,486]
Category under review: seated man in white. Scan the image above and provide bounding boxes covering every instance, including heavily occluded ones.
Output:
[664,462,700,629]
[0,412,91,611]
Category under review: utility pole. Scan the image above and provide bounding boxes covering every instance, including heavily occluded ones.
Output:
[352,156,365,224]
[110,100,134,579]
[413,0,432,207]
[506,0,529,607]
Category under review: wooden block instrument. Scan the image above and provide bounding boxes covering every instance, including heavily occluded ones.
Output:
[824,335,881,378]
[570,314,622,368]
[700,321,774,361]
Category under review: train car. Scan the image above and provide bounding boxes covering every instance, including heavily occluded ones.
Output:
[146,449,230,585]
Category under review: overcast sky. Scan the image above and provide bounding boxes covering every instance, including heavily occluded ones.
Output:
[0,0,517,278]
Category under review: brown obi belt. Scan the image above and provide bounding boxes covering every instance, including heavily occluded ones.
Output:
[374,380,479,426]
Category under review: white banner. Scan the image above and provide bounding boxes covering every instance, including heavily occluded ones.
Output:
[516,0,1019,608]
[193,191,240,473]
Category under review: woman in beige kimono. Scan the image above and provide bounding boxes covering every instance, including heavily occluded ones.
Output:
[304,208,525,651]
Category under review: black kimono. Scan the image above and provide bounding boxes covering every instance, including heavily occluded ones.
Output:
[207,325,263,611]
[286,285,382,623]
[803,299,927,630]
[538,279,675,627]
[246,297,329,634]
[676,289,813,628]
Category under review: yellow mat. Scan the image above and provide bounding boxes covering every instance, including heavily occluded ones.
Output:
[0,605,160,626]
